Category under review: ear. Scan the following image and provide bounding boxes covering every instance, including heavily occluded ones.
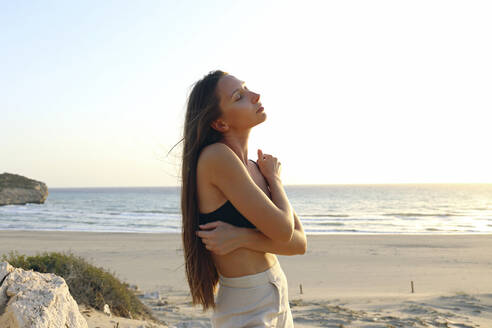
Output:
[210,118,229,132]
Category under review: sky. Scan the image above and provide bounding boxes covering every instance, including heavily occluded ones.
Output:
[1,0,491,188]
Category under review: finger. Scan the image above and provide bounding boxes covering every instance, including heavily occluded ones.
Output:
[199,221,220,229]
[258,149,263,160]
[196,230,212,238]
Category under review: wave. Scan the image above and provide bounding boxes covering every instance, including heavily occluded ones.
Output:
[316,222,345,226]
[132,210,167,214]
[304,214,350,217]
[382,212,463,217]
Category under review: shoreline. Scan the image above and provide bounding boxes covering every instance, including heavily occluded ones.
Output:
[2,229,492,235]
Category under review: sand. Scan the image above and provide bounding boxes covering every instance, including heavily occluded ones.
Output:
[1,230,491,327]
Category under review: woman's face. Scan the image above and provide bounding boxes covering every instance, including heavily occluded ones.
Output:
[214,74,266,132]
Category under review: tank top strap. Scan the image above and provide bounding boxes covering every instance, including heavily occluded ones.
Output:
[249,159,259,167]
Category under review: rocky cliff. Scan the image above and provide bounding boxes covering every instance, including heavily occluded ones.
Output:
[0,173,48,206]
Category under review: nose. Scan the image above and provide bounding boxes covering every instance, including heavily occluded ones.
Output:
[252,92,260,104]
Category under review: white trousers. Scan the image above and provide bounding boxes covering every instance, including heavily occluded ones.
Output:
[211,260,294,328]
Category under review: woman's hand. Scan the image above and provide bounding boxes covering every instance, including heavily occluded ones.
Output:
[257,149,282,182]
[195,221,251,255]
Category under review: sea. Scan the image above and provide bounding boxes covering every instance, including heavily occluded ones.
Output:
[1,184,492,234]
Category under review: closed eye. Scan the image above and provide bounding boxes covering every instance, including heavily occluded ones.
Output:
[236,86,248,101]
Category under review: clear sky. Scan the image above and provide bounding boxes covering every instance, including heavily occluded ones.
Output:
[1,0,491,188]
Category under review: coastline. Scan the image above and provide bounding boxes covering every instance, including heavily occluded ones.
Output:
[1,230,491,327]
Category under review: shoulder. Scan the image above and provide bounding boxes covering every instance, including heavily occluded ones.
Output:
[200,142,229,156]
[198,143,236,171]
[199,142,231,163]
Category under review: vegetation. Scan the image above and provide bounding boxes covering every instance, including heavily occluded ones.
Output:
[1,250,159,321]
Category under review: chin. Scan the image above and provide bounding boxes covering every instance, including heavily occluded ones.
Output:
[252,114,266,127]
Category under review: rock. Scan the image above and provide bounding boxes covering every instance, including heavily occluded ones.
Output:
[0,262,15,306]
[174,320,209,328]
[143,291,161,299]
[0,173,49,206]
[0,261,88,328]
[156,300,168,306]
[103,303,112,317]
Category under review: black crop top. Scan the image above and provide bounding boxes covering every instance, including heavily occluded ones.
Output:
[198,159,258,229]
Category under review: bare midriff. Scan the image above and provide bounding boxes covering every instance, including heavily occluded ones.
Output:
[212,248,278,278]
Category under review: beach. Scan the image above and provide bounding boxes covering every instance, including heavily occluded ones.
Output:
[1,230,491,327]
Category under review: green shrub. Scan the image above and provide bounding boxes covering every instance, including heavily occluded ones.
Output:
[1,250,159,321]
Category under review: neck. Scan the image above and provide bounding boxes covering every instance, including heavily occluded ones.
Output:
[220,128,251,166]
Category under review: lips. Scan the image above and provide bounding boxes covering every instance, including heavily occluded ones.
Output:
[256,105,264,112]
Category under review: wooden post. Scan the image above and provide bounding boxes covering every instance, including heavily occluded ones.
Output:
[299,283,303,294]
[411,280,414,293]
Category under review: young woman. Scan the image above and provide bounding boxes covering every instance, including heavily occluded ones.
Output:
[180,69,307,327]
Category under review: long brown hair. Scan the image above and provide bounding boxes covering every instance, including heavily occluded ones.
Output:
[180,69,228,311]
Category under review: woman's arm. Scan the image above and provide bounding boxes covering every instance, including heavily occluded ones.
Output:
[196,209,307,256]
[239,209,307,255]
[199,144,294,242]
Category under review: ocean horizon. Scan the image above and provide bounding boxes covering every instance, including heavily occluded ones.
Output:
[1,183,492,235]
